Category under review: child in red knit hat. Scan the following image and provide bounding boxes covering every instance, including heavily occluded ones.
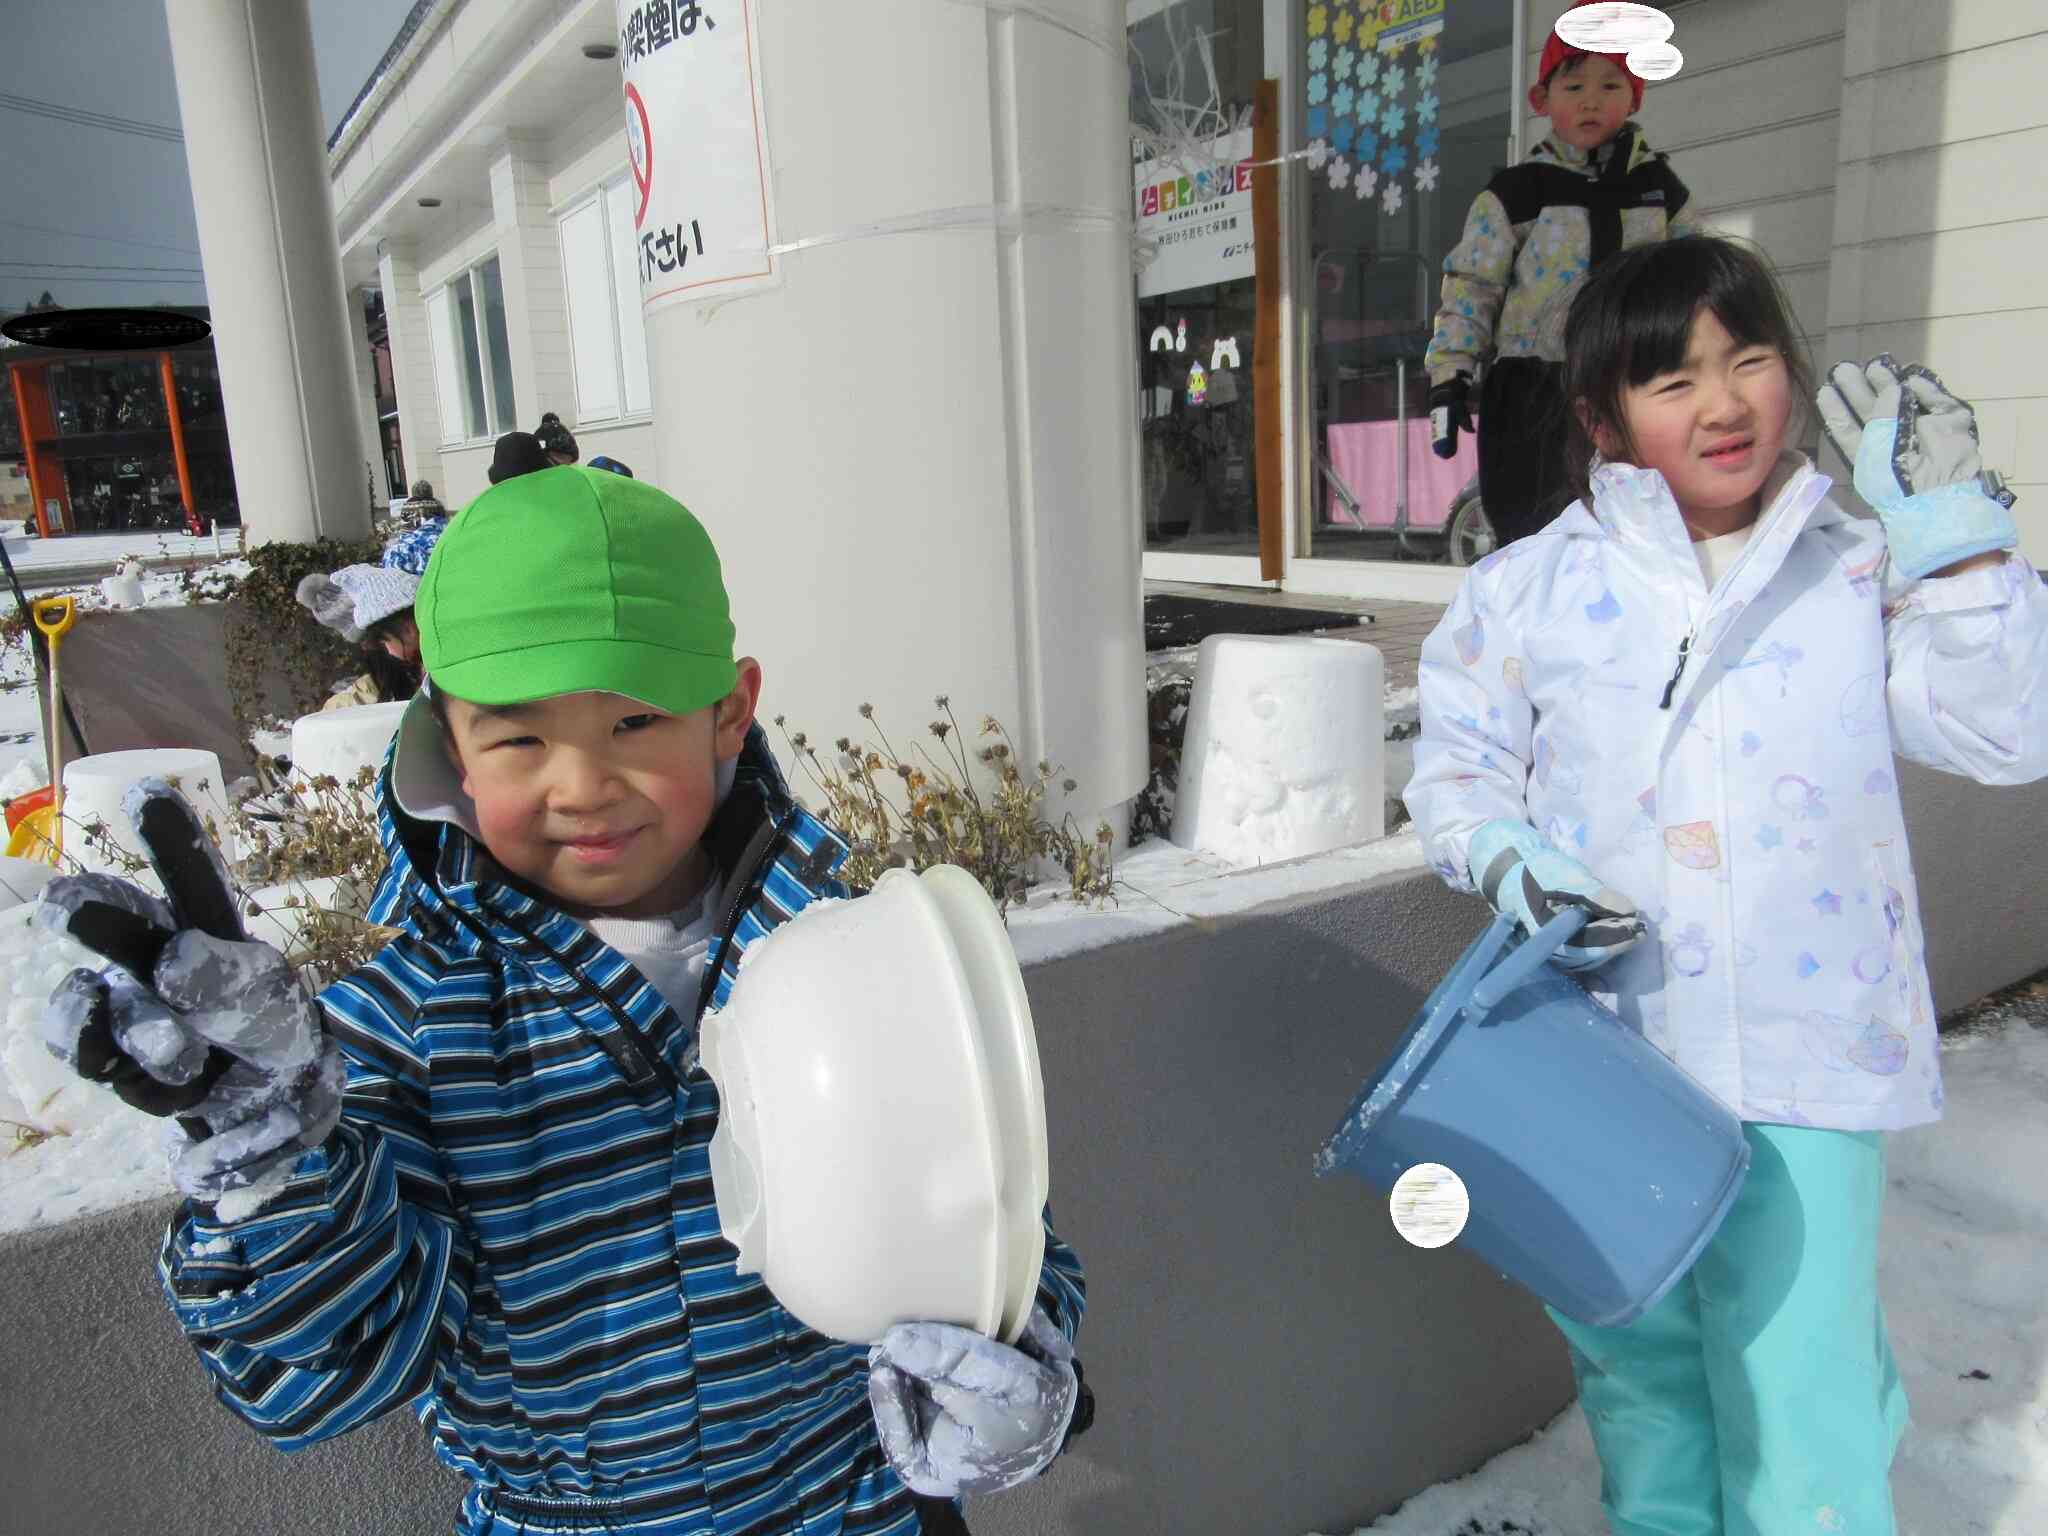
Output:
[1425,1,1700,547]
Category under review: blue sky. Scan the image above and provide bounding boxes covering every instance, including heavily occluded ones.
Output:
[0,0,419,312]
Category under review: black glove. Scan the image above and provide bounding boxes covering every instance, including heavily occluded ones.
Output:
[1429,375,1473,460]
[37,780,343,1206]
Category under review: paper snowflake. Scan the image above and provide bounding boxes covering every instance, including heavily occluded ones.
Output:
[1359,90,1381,123]
[1307,106,1329,138]
[1415,157,1440,193]
[1358,129,1380,163]
[1384,63,1408,97]
[1357,51,1381,87]
[1417,125,1440,158]
[1382,180,1405,215]
[1307,71,1329,106]
[1306,5,1327,39]
[1379,104,1406,138]
[1419,55,1439,89]
[1335,46,1355,81]
[1306,137,1331,170]
[1354,164,1379,200]
[1308,38,1328,73]
[1329,155,1352,191]
[1417,91,1439,125]
[1333,120,1355,155]
[1333,9,1354,45]
[1417,35,1437,57]
[1382,142,1408,176]
[1333,84,1356,120]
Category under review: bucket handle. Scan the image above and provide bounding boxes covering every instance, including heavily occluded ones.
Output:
[1463,906,1589,1018]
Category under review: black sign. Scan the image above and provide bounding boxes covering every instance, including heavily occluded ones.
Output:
[1,308,212,351]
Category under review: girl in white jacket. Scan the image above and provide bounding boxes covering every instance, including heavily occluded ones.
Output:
[1406,235,2048,1536]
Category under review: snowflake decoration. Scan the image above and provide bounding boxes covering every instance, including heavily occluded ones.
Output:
[1415,157,1440,193]
[1333,9,1354,45]
[1417,35,1437,57]
[1382,142,1408,176]
[1358,129,1380,163]
[1419,55,1439,89]
[1417,125,1440,158]
[1308,38,1328,73]
[1417,91,1439,125]
[1307,106,1329,138]
[1333,120,1355,154]
[1329,155,1352,191]
[1306,5,1328,39]
[1383,35,1409,58]
[1354,164,1379,201]
[1335,46,1356,81]
[1382,179,1405,216]
[1379,104,1406,138]
[1359,90,1382,123]
[1307,71,1329,106]
[1306,137,1330,170]
[1384,63,1408,98]
[1333,83,1356,120]
[1357,51,1381,88]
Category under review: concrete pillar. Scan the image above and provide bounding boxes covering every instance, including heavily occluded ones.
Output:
[345,286,386,508]
[488,141,576,431]
[375,244,445,497]
[643,0,1146,835]
[162,0,369,544]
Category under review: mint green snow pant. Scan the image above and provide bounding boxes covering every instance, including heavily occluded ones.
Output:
[1547,1123,1909,1536]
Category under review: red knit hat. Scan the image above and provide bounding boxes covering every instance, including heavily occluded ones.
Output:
[1538,3,1646,111]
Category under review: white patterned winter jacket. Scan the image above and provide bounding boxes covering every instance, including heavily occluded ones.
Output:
[1405,454,2048,1131]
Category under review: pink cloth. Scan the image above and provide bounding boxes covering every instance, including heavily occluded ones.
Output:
[1324,418,1479,531]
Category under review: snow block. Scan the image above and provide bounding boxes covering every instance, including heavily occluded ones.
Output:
[61,749,232,880]
[1172,636,1386,865]
[289,701,406,792]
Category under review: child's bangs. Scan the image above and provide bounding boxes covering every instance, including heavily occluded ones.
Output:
[1617,240,1799,387]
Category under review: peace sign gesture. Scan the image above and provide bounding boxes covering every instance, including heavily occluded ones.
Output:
[35,779,344,1207]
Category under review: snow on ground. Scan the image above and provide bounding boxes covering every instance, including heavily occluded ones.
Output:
[1324,989,2048,1536]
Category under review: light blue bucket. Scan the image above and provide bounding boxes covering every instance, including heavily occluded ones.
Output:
[1317,908,1750,1327]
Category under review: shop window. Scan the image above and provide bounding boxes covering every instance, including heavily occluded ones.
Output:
[1301,0,1512,567]
[558,176,653,425]
[1130,0,1267,557]
[427,254,515,445]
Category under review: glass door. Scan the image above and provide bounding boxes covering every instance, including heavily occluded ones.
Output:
[1290,0,1516,597]
[1130,0,1276,586]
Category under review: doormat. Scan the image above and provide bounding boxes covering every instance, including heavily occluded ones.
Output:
[1144,594,1369,652]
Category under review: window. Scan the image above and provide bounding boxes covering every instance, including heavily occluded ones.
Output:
[558,175,653,423]
[427,254,516,444]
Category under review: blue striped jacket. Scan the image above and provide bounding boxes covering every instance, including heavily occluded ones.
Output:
[157,728,1087,1535]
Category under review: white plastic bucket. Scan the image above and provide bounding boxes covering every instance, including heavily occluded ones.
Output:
[700,865,1048,1345]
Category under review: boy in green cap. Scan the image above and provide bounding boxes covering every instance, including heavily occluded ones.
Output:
[33,466,1088,1536]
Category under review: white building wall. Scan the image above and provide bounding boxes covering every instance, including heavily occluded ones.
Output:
[1826,0,2048,564]
[489,140,577,431]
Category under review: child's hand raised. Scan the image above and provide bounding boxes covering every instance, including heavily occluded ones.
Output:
[1816,355,2019,580]
[35,780,344,1209]
[867,1307,1079,1498]
[1468,819,1645,972]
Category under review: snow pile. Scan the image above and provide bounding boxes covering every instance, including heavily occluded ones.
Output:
[1173,635,1387,865]
[0,901,174,1236]
[1323,1009,2048,1536]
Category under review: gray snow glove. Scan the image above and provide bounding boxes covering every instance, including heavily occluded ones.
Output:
[36,780,343,1207]
[1816,355,2018,580]
[868,1307,1079,1499]
[1429,374,1473,460]
[1467,819,1645,973]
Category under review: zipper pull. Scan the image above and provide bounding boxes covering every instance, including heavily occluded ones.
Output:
[1658,632,1693,710]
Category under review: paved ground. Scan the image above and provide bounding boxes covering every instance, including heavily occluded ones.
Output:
[1144,578,1447,693]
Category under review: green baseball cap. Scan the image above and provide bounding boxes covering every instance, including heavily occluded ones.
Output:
[417,465,737,715]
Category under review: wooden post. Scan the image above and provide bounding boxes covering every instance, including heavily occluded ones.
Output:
[1251,78,1284,583]
[159,351,202,534]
